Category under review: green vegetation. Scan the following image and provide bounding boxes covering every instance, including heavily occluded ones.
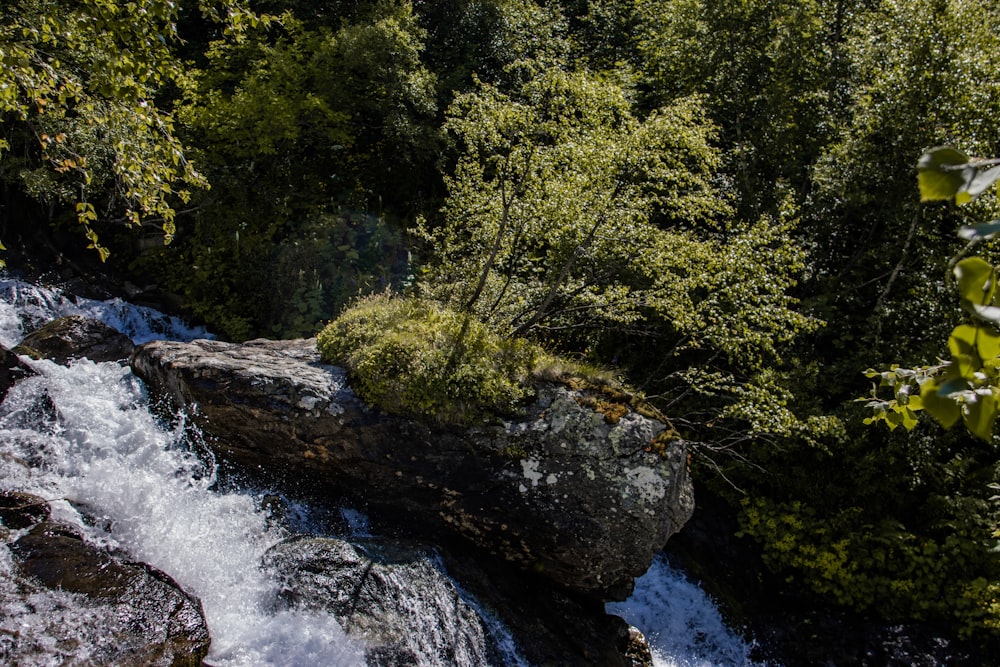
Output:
[6,0,1000,652]
[318,292,658,427]
[317,293,538,425]
[0,0,262,259]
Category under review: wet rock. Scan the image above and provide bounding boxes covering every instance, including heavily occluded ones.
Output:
[0,491,50,529]
[132,337,694,600]
[0,345,35,400]
[614,619,655,667]
[264,536,506,666]
[2,518,210,666]
[437,549,642,666]
[14,315,134,364]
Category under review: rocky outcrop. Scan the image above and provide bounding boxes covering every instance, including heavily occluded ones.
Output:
[0,492,211,666]
[14,314,134,363]
[131,337,694,600]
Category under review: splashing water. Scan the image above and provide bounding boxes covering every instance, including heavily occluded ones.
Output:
[607,554,768,667]
[0,362,365,665]
[0,275,211,346]
[0,278,363,665]
[1,276,764,666]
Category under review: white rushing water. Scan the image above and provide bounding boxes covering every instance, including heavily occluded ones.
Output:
[607,554,766,667]
[0,275,365,665]
[0,275,762,666]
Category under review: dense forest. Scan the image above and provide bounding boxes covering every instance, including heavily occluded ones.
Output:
[4,0,1000,654]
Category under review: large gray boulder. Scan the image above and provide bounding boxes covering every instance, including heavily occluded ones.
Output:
[131,337,694,599]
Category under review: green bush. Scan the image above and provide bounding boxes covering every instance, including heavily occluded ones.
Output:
[317,293,539,424]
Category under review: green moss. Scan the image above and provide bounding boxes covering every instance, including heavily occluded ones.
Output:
[316,293,668,431]
[317,293,540,425]
[501,444,528,459]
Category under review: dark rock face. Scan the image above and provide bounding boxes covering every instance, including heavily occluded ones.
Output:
[264,536,506,666]
[0,492,211,666]
[14,315,134,363]
[0,490,50,529]
[131,337,695,600]
[436,548,649,667]
[0,345,35,400]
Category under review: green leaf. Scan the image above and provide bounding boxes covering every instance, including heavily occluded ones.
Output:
[917,146,970,201]
[963,391,998,441]
[976,326,1000,361]
[949,324,979,356]
[967,165,1000,199]
[958,220,1000,241]
[949,324,981,378]
[900,406,920,431]
[920,377,962,429]
[969,303,1000,323]
[954,257,995,306]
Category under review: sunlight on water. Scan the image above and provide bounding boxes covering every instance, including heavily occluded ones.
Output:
[0,277,363,666]
[0,275,211,346]
[0,358,365,666]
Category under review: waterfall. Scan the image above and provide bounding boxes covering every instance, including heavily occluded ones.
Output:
[607,554,767,667]
[0,275,763,666]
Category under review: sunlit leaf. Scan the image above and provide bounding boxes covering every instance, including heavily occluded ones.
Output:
[954,257,995,305]
[920,377,962,428]
[963,391,999,441]
[900,406,920,431]
[976,326,1000,360]
[967,165,1000,199]
[969,303,1000,323]
[917,146,970,201]
[950,335,977,363]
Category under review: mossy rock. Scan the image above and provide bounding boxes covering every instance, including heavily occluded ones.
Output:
[317,293,670,433]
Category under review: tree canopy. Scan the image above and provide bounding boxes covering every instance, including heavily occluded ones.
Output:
[0,0,262,259]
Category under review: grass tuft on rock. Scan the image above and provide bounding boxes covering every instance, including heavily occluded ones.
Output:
[317,292,664,428]
[317,293,539,425]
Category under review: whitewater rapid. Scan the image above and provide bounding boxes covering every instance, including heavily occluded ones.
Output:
[0,275,762,666]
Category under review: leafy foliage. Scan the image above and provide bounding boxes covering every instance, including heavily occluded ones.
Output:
[130,2,437,339]
[862,147,1000,441]
[8,0,1000,651]
[419,62,817,457]
[0,0,262,258]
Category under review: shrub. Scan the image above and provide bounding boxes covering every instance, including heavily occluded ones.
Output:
[316,293,539,425]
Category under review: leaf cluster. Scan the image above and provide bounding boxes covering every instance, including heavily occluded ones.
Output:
[863,147,1000,440]
[0,0,264,257]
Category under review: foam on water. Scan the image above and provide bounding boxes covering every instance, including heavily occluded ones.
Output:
[0,277,363,665]
[0,358,365,666]
[0,275,211,346]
